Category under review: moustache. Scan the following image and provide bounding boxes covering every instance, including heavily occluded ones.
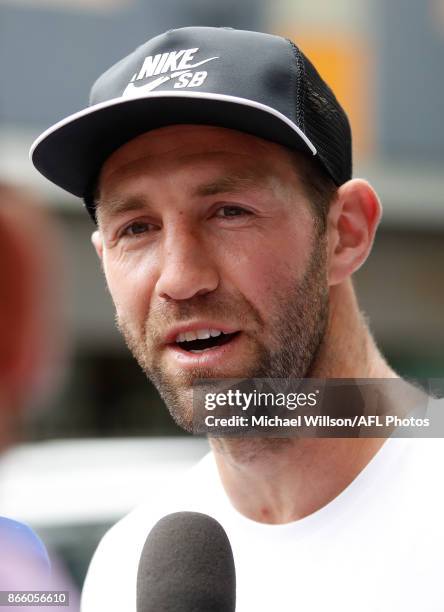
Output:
[145,292,263,345]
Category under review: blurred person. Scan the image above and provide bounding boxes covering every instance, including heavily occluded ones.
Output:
[0,183,79,609]
[0,184,63,444]
[31,27,443,611]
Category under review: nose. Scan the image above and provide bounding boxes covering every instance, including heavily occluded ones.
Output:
[155,224,219,301]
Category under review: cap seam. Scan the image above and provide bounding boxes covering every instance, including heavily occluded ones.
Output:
[297,46,307,133]
[287,40,304,131]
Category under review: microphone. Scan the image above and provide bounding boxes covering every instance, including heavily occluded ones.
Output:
[136,512,236,611]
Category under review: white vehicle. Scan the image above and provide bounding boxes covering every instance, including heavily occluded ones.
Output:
[0,437,209,588]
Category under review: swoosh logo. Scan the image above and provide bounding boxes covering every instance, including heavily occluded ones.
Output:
[122,56,219,98]
[122,71,187,97]
[180,56,219,70]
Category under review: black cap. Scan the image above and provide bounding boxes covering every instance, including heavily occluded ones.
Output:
[30,26,352,220]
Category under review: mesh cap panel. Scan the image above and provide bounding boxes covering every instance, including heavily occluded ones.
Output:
[288,41,352,185]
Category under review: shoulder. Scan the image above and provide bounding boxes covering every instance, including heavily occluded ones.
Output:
[386,425,444,518]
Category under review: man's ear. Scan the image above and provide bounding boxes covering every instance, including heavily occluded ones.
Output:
[91,230,103,260]
[327,179,382,286]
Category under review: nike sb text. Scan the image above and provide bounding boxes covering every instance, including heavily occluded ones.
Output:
[130,48,218,82]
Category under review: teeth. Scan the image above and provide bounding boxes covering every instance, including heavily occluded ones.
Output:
[197,329,211,340]
[175,328,224,343]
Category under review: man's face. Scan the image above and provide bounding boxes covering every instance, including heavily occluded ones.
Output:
[95,125,329,431]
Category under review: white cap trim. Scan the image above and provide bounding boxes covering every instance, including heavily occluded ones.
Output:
[30,90,317,161]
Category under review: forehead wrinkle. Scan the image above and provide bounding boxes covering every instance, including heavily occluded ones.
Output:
[100,152,160,189]
[194,169,279,198]
[97,147,301,224]
[102,147,274,186]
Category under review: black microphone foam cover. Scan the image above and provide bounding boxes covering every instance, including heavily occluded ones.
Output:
[136,511,236,611]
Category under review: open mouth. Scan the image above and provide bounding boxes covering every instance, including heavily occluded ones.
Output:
[174,330,240,354]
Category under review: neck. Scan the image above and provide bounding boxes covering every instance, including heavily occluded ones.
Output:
[210,280,400,524]
[307,279,397,379]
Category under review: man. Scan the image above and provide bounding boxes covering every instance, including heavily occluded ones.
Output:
[31,27,443,611]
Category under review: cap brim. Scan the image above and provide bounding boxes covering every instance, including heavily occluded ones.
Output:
[30,91,317,206]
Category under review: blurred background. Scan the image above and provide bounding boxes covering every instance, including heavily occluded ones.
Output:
[0,0,443,595]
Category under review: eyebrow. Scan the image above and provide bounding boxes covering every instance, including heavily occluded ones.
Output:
[96,195,151,224]
[97,170,275,223]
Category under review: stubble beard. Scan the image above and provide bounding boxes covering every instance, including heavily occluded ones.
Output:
[117,234,329,461]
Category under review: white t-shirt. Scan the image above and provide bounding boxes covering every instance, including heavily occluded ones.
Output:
[81,437,444,611]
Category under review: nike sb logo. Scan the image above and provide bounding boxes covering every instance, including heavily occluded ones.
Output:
[122,48,219,97]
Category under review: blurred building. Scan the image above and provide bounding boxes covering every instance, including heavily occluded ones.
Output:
[0,0,443,440]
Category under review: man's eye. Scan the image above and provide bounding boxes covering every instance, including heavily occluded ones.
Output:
[215,205,251,218]
[121,221,153,237]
